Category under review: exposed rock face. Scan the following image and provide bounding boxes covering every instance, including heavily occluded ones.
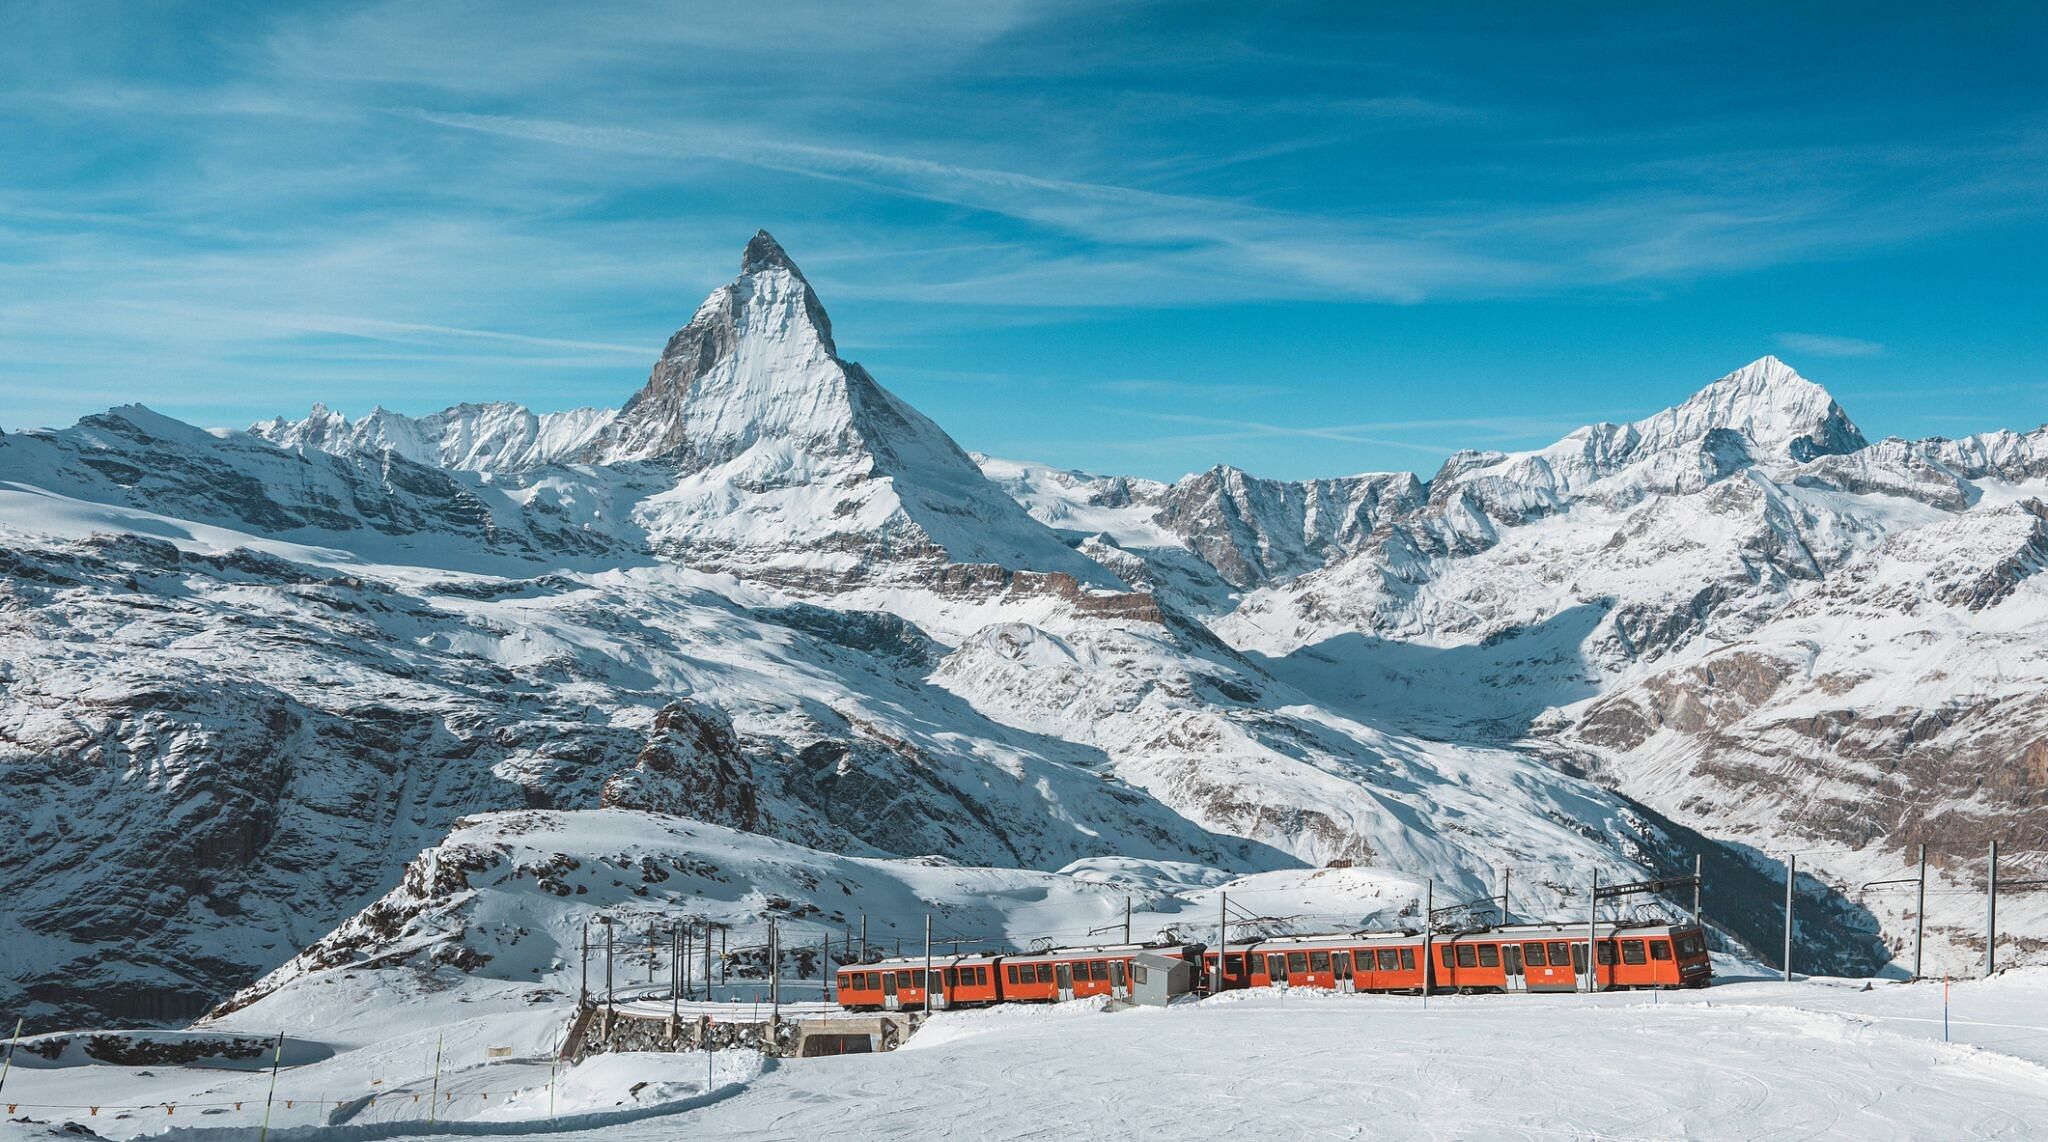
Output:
[1154,466,1423,589]
[600,702,761,831]
[251,402,617,474]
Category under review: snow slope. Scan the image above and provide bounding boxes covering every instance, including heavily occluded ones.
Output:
[11,971,2048,1140]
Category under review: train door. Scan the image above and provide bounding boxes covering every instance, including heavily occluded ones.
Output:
[1055,962,1075,1002]
[1110,958,1128,999]
[1571,942,1599,991]
[883,970,900,1011]
[1503,942,1525,993]
[1334,951,1355,994]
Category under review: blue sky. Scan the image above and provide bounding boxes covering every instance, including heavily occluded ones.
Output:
[4,1,2045,480]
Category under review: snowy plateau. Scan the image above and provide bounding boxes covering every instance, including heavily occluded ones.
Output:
[5,232,2048,1138]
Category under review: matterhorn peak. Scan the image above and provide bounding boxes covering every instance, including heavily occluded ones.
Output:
[575,232,1123,589]
[741,229,804,279]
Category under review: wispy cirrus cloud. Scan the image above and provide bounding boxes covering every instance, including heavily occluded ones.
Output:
[1776,332,1888,359]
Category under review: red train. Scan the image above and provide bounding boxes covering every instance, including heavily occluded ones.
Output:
[835,921,1709,1011]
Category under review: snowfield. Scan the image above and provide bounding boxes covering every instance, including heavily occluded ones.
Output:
[9,972,2048,1140]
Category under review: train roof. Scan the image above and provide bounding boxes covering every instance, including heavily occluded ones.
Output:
[1224,920,1699,950]
[1008,941,1197,959]
[850,952,1003,970]
[849,941,1198,970]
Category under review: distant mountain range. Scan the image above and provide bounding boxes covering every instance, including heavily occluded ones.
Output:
[5,231,2042,1028]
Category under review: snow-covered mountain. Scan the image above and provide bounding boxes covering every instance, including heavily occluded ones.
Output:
[251,401,617,474]
[2,231,2034,1034]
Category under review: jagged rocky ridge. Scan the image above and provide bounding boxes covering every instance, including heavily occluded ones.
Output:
[3,232,2038,1029]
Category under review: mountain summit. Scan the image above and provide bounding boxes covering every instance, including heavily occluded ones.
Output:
[583,232,1121,590]
[1636,355,1866,462]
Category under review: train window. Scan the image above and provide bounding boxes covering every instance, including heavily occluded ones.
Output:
[944,968,958,987]
[1650,942,1673,961]
[1676,935,1706,957]
[1333,952,1351,978]
[1309,952,1331,973]
[1523,942,1547,966]
[1622,940,1647,965]
[1225,954,1244,977]
[1091,960,1109,981]
[869,972,882,990]
[1596,943,1616,966]
[1269,954,1288,980]
[1440,946,1455,968]
[1455,945,1477,968]
[1400,948,1415,971]
[1477,944,1499,968]
[900,970,916,990]
[1037,964,1054,984]
[1006,965,1019,985]
[1379,949,1400,972]
[1288,952,1309,973]
[1547,941,1570,965]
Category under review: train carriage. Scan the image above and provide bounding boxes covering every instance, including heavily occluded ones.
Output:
[999,942,1202,1004]
[1204,933,1429,994]
[837,953,1002,1011]
[1442,922,1712,993]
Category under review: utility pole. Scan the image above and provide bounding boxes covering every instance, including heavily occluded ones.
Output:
[670,926,680,1026]
[1215,890,1228,993]
[1587,869,1599,994]
[823,934,833,1002]
[427,1031,443,1127]
[1914,843,1927,983]
[1692,854,1704,928]
[1422,880,1433,1007]
[0,1016,22,1103]
[703,922,714,1004]
[604,919,615,1013]
[682,925,692,999]
[859,913,867,963]
[1125,896,1132,945]
[647,925,656,985]
[769,918,781,1020]
[259,1033,284,1142]
[579,920,589,1007]
[924,913,935,1011]
[1501,869,1511,923]
[1987,839,1999,978]
[1783,854,1795,983]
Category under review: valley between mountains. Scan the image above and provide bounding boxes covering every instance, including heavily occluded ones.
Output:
[4,231,2045,1029]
